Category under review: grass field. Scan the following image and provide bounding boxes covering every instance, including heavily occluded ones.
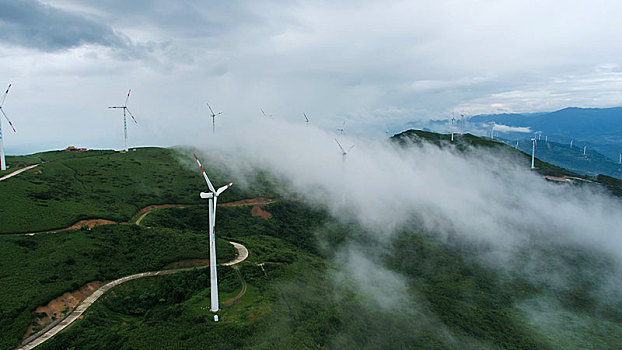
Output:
[0,147,252,234]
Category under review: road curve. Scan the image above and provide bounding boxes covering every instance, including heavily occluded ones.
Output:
[18,241,249,350]
[0,164,39,182]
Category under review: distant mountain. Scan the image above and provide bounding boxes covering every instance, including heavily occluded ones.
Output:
[466,107,622,160]
[510,138,622,179]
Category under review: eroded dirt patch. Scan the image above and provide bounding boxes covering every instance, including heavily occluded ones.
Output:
[221,197,274,207]
[133,204,186,218]
[24,281,101,339]
[250,205,272,219]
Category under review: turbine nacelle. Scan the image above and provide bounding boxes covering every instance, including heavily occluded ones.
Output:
[200,192,214,199]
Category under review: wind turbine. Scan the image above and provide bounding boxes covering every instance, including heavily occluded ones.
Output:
[531,138,536,169]
[0,84,16,171]
[260,108,272,118]
[336,121,346,135]
[303,113,309,124]
[570,139,573,149]
[450,115,455,142]
[206,102,222,134]
[490,121,496,140]
[335,139,355,164]
[193,153,233,321]
[619,152,621,165]
[108,89,137,152]
[583,145,587,156]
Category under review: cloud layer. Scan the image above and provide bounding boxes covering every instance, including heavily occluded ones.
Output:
[2,0,622,153]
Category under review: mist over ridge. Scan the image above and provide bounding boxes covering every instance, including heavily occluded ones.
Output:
[190,118,622,302]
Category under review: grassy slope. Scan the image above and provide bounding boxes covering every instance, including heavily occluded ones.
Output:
[40,201,622,349]
[3,141,622,349]
[392,130,622,196]
[0,224,236,349]
[514,139,622,179]
[0,147,249,234]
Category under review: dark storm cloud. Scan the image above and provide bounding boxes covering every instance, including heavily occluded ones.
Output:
[0,0,128,51]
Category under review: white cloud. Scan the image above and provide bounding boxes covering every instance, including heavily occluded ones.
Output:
[2,0,622,152]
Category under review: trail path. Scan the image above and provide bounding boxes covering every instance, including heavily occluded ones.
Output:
[18,241,249,350]
[0,164,39,182]
[15,198,275,236]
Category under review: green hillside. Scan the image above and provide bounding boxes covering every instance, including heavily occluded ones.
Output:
[0,148,254,234]
[514,139,622,179]
[1,140,621,349]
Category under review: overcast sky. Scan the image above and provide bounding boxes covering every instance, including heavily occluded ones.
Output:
[2,0,622,153]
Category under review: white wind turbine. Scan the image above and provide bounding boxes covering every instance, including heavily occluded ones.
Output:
[336,121,346,135]
[490,121,496,140]
[206,102,222,134]
[531,138,536,169]
[450,115,456,142]
[193,153,233,322]
[108,89,137,152]
[0,84,16,171]
[335,139,355,164]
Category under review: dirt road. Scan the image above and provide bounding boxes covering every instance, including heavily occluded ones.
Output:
[0,164,39,182]
[18,241,249,350]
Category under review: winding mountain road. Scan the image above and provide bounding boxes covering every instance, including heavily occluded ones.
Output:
[18,241,249,350]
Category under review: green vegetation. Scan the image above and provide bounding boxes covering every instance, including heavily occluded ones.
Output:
[0,147,251,234]
[393,129,622,194]
[2,142,621,349]
[0,225,235,349]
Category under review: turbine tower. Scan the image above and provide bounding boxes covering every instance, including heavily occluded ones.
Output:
[570,139,573,148]
[108,89,137,152]
[0,84,16,171]
[531,138,536,169]
[490,121,495,140]
[583,145,587,156]
[450,115,455,142]
[193,153,233,321]
[206,102,222,134]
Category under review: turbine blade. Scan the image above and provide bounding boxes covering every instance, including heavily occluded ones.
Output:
[348,144,356,152]
[304,113,309,122]
[334,139,346,153]
[207,102,215,116]
[125,89,131,106]
[126,108,137,123]
[0,108,16,132]
[216,182,233,196]
[260,108,268,117]
[1,83,11,108]
[193,153,216,193]
[216,112,222,116]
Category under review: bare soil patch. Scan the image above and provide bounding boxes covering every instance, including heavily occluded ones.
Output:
[23,281,101,339]
[133,204,186,218]
[250,205,272,219]
[221,197,274,207]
